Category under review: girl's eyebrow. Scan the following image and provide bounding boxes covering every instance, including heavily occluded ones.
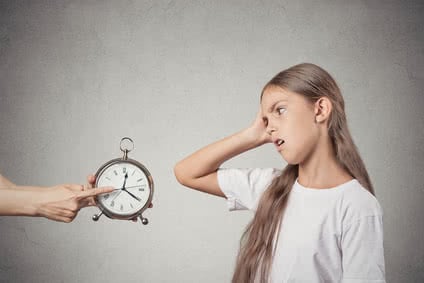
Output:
[268,100,288,112]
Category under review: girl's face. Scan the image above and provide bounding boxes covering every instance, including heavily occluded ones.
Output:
[261,85,321,165]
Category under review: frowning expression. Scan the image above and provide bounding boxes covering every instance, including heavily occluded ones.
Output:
[261,85,320,165]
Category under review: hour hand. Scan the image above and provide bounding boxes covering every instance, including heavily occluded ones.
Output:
[122,173,128,188]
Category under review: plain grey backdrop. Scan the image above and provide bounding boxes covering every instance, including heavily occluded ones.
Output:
[0,1,423,282]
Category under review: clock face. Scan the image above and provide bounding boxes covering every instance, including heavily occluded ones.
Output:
[96,162,151,217]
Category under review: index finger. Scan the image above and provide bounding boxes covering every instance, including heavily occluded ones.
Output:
[77,186,115,200]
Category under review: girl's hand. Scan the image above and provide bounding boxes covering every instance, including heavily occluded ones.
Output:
[35,184,114,223]
[243,109,272,147]
[174,107,272,197]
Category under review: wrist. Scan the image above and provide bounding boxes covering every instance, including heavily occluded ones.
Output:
[238,128,267,149]
[0,188,41,216]
[21,187,50,217]
[23,190,42,216]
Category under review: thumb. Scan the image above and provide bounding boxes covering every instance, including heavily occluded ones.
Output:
[87,174,96,186]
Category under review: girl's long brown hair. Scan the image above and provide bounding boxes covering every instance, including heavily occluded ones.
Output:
[232,63,374,283]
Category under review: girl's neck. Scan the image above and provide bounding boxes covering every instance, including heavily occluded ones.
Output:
[297,136,352,189]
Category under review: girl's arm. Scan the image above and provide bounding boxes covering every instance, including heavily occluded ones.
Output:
[174,110,270,197]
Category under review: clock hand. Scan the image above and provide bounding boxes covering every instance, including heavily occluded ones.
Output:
[122,173,128,189]
[104,185,132,207]
[122,188,141,202]
[106,173,141,203]
[112,184,145,191]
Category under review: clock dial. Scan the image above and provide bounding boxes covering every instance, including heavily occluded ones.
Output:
[96,162,151,217]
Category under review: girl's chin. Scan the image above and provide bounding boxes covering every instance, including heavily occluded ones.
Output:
[279,154,291,164]
[279,152,301,165]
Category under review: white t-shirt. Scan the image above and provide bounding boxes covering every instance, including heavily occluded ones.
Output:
[217,168,386,283]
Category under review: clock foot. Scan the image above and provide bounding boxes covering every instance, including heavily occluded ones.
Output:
[140,216,149,225]
[92,211,103,221]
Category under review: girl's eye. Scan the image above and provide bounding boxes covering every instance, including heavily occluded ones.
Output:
[277,107,286,115]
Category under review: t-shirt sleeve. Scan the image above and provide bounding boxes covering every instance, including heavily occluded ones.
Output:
[217,167,281,211]
[341,215,386,283]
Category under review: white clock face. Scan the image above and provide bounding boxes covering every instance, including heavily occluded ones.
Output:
[96,162,151,217]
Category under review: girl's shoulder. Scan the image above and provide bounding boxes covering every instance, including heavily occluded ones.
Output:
[339,180,383,226]
[218,167,282,183]
[217,167,282,211]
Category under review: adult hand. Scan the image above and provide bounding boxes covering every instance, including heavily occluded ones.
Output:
[35,184,114,223]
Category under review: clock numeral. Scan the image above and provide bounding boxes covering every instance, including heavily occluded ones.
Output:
[132,170,136,176]
[139,188,144,191]
[106,176,111,181]
[103,194,109,200]
[137,178,143,182]
[130,203,134,209]
[120,204,123,211]
[123,167,127,174]
[114,170,118,176]
[111,201,115,207]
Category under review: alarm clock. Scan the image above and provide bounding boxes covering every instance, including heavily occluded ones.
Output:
[92,137,153,224]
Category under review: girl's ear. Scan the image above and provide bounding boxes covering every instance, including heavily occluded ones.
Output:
[314,97,332,123]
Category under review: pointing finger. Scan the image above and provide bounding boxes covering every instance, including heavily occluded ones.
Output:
[77,186,114,200]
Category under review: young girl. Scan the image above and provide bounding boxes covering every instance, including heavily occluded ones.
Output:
[174,63,385,283]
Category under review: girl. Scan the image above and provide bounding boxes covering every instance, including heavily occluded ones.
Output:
[174,63,385,283]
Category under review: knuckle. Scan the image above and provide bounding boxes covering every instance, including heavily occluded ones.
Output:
[70,203,79,212]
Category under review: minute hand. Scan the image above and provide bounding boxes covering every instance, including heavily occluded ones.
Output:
[122,188,141,202]
[113,185,145,191]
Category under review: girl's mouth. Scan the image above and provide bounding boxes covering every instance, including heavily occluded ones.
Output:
[274,139,285,148]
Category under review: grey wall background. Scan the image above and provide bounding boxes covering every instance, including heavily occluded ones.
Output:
[0,0,423,282]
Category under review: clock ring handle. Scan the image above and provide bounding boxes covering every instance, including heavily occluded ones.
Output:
[120,137,134,160]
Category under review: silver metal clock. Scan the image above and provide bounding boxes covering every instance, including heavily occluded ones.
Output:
[92,137,153,225]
